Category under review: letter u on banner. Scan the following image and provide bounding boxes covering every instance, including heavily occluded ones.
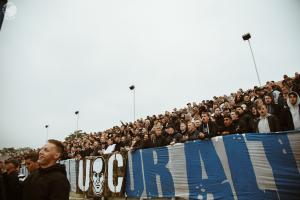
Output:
[108,153,124,193]
[78,159,91,192]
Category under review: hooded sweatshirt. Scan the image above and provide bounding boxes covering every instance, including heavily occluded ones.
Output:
[22,163,70,200]
[287,92,300,129]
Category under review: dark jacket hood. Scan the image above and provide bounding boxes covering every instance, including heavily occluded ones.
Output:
[39,163,67,176]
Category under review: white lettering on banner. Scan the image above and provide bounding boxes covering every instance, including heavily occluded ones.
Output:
[212,137,237,200]
[153,150,163,197]
[168,144,189,197]
[92,158,105,196]
[140,151,147,197]
[127,153,135,191]
[69,159,77,192]
[200,153,208,179]
[244,136,277,191]
[78,159,91,192]
[108,153,124,193]
[287,133,300,174]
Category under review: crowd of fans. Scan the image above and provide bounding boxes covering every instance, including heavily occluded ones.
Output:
[1,72,300,163]
[61,72,300,160]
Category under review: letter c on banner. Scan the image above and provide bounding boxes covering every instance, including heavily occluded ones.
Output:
[108,153,124,193]
[78,159,91,192]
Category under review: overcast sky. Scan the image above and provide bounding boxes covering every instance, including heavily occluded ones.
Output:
[0,0,299,149]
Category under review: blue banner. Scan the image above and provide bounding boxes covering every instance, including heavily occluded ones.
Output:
[125,131,300,199]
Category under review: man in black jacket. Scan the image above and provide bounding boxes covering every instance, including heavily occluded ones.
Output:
[264,93,282,119]
[165,125,182,145]
[23,139,70,200]
[152,126,168,147]
[0,160,6,200]
[221,114,236,135]
[254,104,281,133]
[198,112,218,139]
[3,159,21,200]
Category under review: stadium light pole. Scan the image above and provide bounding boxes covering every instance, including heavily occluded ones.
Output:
[75,111,79,138]
[129,85,136,122]
[45,125,49,141]
[242,33,262,87]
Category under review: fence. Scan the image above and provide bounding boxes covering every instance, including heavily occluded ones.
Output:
[21,131,300,199]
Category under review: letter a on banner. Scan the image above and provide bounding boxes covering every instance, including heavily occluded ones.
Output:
[184,140,234,200]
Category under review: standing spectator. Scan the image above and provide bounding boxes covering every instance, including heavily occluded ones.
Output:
[152,126,167,147]
[243,94,254,111]
[179,122,189,142]
[198,112,218,139]
[194,119,201,131]
[235,106,253,133]
[230,110,245,133]
[22,139,70,200]
[186,121,199,141]
[280,91,300,131]
[0,160,6,200]
[90,141,102,156]
[24,153,39,174]
[141,134,153,149]
[80,142,93,158]
[103,137,116,154]
[3,160,22,200]
[165,125,182,145]
[291,72,300,95]
[264,93,282,119]
[114,134,124,152]
[129,135,143,151]
[221,114,236,135]
[234,91,243,105]
[254,104,281,133]
[213,108,224,134]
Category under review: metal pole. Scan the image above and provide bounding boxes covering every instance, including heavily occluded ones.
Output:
[76,112,79,139]
[247,40,262,86]
[45,125,49,141]
[133,88,136,121]
[76,113,79,132]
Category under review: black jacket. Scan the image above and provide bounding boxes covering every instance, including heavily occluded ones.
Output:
[0,170,6,200]
[3,171,21,200]
[22,164,70,200]
[152,135,168,147]
[238,113,253,133]
[280,104,300,131]
[198,121,218,139]
[254,115,281,133]
[166,132,182,144]
[266,103,282,119]
[214,115,224,133]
